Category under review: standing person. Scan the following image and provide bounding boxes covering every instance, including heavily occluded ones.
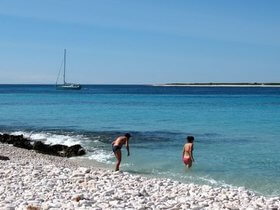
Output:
[112,133,131,171]
[182,136,195,168]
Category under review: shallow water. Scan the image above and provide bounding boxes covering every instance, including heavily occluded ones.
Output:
[0,85,279,196]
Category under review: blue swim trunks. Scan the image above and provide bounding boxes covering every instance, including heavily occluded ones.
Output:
[112,145,121,153]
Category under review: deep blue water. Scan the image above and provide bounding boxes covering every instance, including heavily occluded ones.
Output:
[0,85,280,196]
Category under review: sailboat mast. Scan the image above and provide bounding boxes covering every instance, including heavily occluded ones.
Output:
[63,49,66,84]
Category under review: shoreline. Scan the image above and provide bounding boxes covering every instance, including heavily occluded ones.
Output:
[154,84,280,87]
[1,83,280,87]
[1,143,279,209]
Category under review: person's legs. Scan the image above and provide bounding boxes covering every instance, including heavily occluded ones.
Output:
[183,156,192,168]
[114,150,122,171]
[187,160,192,168]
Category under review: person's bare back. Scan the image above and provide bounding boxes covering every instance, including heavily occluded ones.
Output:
[183,143,192,157]
[112,136,127,148]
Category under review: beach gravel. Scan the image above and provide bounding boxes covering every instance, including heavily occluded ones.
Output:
[1,143,279,210]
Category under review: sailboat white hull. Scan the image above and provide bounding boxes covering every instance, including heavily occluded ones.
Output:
[56,83,82,90]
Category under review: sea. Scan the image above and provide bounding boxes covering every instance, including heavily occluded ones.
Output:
[0,84,279,196]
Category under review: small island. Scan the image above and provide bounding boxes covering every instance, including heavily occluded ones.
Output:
[158,82,280,87]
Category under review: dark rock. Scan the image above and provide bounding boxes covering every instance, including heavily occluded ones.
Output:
[33,141,86,157]
[0,155,10,161]
[65,144,86,157]
[13,138,33,150]
[49,144,69,157]
[33,141,48,151]
[0,134,28,146]
[0,134,11,143]
[0,133,86,158]
[50,144,68,152]
[33,141,56,155]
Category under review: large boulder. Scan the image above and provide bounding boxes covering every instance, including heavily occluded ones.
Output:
[49,144,68,156]
[33,141,57,155]
[0,133,16,144]
[50,144,68,152]
[33,140,49,151]
[0,155,9,161]
[64,144,86,157]
[0,133,86,158]
[13,140,33,150]
[0,134,33,149]
[33,142,86,157]
[12,136,33,150]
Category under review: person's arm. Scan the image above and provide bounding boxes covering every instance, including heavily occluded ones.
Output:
[190,144,194,162]
[126,139,130,156]
[112,140,115,145]
[182,146,185,159]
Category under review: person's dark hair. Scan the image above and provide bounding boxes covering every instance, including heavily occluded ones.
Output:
[187,136,194,143]
[124,133,131,138]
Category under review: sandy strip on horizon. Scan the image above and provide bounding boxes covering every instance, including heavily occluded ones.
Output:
[153,84,280,87]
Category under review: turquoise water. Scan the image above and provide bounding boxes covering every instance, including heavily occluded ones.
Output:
[0,85,280,196]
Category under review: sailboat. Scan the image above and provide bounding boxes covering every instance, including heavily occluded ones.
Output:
[56,49,81,90]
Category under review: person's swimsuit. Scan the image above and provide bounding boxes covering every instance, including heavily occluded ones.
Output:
[183,156,191,165]
[112,145,122,153]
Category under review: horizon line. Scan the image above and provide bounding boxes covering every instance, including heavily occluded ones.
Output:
[1,82,280,86]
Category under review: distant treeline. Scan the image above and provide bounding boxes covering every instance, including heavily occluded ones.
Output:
[164,83,280,86]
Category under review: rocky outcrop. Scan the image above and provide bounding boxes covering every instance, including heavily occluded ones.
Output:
[0,133,86,158]
[64,144,86,157]
[0,155,9,160]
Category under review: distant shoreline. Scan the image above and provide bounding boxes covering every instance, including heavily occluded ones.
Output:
[1,83,280,87]
[155,83,280,87]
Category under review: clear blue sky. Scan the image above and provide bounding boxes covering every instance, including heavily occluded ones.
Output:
[0,0,279,84]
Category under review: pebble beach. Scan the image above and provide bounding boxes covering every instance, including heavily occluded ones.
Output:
[1,143,279,210]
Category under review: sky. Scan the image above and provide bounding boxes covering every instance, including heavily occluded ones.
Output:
[0,0,279,84]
